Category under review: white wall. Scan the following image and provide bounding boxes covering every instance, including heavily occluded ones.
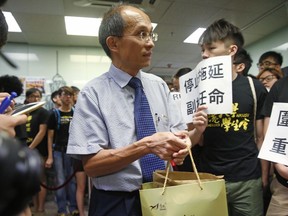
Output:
[246,26,288,76]
[1,25,288,96]
[0,44,111,94]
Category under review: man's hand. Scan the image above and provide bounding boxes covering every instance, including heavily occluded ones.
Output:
[0,114,27,137]
[172,131,191,165]
[45,157,53,168]
[274,163,288,179]
[0,92,15,113]
[144,131,190,165]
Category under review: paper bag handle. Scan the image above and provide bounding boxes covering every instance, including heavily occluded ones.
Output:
[162,147,203,194]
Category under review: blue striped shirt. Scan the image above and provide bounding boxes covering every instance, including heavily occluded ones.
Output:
[67,64,186,191]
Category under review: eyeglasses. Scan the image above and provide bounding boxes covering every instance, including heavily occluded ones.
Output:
[28,95,41,99]
[119,31,158,42]
[257,61,278,68]
[258,75,276,83]
[61,92,73,97]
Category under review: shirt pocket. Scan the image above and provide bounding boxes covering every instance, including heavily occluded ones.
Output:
[154,113,170,132]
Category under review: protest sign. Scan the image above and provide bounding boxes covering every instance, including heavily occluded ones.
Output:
[258,102,288,166]
[179,55,232,123]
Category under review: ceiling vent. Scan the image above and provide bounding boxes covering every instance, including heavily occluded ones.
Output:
[74,0,158,11]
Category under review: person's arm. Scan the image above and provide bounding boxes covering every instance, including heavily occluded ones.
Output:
[187,105,208,146]
[255,119,264,150]
[0,114,27,137]
[261,117,271,188]
[28,124,47,149]
[45,129,54,168]
[83,131,190,178]
[274,163,288,180]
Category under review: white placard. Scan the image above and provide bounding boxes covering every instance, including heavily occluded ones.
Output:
[258,102,288,165]
[179,55,233,123]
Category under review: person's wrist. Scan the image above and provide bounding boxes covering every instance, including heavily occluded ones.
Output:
[134,136,153,154]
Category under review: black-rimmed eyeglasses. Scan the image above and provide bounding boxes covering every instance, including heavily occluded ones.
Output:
[258,75,276,83]
[257,61,278,68]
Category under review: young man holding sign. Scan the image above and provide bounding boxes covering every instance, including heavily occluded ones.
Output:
[197,19,267,216]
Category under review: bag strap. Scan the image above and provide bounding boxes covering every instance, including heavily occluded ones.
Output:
[162,147,203,194]
[53,107,74,130]
[53,108,61,130]
[247,76,257,139]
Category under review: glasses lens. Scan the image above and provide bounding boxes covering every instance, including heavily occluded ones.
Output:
[259,75,275,82]
[152,33,158,42]
[29,95,41,99]
[258,61,277,68]
[62,92,72,96]
[264,62,271,67]
[139,32,146,40]
[139,32,158,42]
[266,75,274,82]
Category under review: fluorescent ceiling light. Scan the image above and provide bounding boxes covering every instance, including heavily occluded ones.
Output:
[70,54,111,63]
[65,16,158,37]
[65,16,102,36]
[184,27,206,44]
[152,23,157,30]
[3,11,21,32]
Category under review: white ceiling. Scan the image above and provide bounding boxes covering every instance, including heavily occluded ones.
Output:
[2,0,288,77]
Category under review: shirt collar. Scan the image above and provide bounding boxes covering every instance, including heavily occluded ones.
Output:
[108,64,143,88]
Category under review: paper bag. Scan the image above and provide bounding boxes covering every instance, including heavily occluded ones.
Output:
[153,170,223,187]
[139,149,228,216]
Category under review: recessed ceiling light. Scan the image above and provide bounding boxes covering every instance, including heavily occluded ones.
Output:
[152,23,157,30]
[65,16,102,36]
[3,11,21,32]
[184,27,206,44]
[65,16,158,37]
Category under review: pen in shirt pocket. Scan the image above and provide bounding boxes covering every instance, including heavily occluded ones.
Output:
[154,113,168,126]
[154,113,159,126]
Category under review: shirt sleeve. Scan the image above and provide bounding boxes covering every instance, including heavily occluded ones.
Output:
[67,89,108,156]
[261,82,280,117]
[47,110,57,130]
[254,79,268,120]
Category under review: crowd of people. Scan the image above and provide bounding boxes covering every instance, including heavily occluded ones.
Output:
[1,2,288,216]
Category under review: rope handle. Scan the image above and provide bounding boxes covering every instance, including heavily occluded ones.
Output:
[161,147,203,195]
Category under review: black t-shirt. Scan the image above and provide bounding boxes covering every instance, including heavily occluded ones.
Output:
[200,75,267,182]
[262,76,288,117]
[15,124,27,146]
[26,107,49,157]
[47,109,73,149]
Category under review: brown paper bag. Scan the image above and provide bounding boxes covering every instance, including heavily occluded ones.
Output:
[139,149,228,216]
[153,170,223,187]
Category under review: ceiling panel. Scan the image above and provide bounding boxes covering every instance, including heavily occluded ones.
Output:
[2,0,288,76]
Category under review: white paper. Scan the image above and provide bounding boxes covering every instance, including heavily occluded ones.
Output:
[258,102,288,166]
[179,55,233,123]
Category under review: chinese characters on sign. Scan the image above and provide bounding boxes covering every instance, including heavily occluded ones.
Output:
[179,56,233,123]
[258,103,288,166]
